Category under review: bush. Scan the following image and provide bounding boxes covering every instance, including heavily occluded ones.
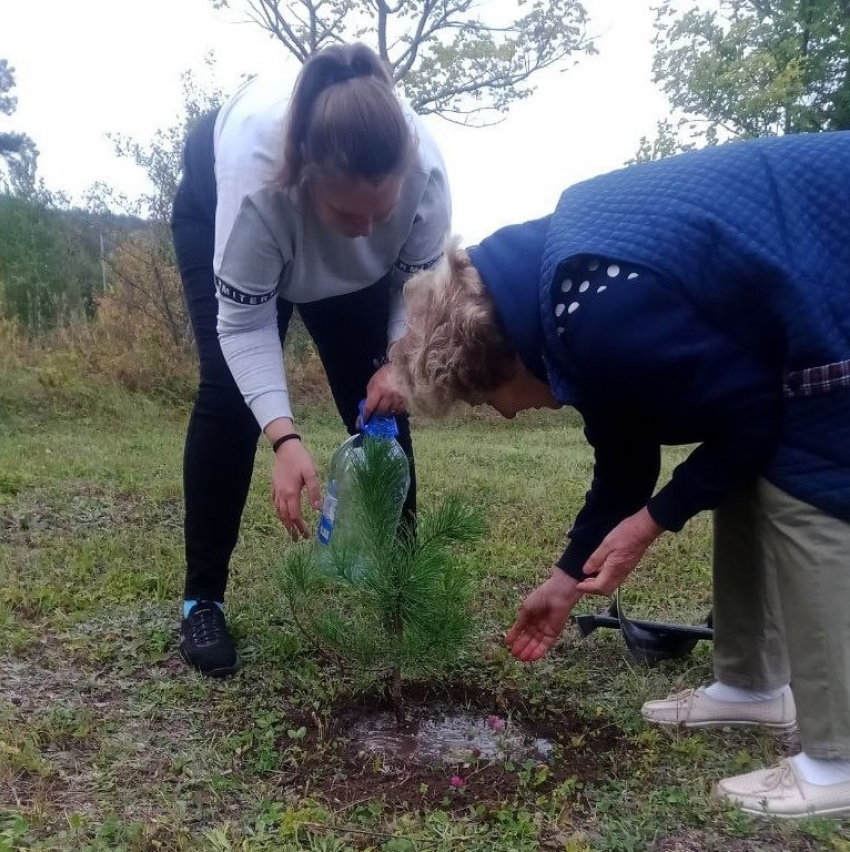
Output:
[0,194,102,330]
[56,229,198,405]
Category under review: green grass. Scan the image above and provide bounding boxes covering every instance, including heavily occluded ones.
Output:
[1,366,848,851]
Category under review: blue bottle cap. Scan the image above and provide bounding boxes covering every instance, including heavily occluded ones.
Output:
[358,399,399,439]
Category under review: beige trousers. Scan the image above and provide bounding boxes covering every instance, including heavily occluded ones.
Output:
[713,478,850,758]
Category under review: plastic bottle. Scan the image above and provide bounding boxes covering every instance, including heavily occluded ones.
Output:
[316,400,410,578]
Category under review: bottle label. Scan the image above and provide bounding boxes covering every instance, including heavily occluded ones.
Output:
[317,482,338,546]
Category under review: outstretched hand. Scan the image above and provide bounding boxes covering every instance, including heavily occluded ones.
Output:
[575,508,664,596]
[271,439,322,540]
[505,568,585,662]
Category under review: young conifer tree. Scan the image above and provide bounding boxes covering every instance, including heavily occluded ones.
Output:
[279,438,484,725]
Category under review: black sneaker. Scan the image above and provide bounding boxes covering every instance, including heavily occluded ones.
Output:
[179,601,239,677]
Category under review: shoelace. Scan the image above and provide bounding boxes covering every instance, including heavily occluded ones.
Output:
[188,605,226,647]
[756,759,798,793]
[665,688,697,702]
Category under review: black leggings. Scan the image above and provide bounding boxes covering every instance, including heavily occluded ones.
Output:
[171,113,416,601]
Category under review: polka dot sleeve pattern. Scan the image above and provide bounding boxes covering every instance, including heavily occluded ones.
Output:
[552,256,641,337]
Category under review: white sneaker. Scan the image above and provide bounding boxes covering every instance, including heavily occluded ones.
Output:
[641,687,796,730]
[715,758,850,818]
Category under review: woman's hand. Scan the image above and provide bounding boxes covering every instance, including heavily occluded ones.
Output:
[362,363,407,422]
[268,429,322,540]
[505,568,585,662]
[575,508,664,596]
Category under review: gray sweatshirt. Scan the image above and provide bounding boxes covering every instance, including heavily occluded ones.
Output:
[213,73,451,428]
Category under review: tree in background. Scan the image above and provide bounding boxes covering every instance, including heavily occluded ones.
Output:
[213,0,594,123]
[628,116,697,165]
[0,58,37,195]
[0,59,106,330]
[85,65,227,351]
[0,59,204,339]
[64,66,228,398]
[0,197,104,331]
[649,0,850,151]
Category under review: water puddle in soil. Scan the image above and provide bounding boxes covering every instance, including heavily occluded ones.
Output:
[345,708,554,765]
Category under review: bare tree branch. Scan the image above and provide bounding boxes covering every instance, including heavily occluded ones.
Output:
[216,0,593,120]
[390,0,443,81]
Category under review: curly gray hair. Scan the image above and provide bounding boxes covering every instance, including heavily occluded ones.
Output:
[390,239,517,416]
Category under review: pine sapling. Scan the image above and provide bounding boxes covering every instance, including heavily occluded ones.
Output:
[278,438,484,726]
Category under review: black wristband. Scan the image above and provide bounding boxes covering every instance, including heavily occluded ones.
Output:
[272,433,302,453]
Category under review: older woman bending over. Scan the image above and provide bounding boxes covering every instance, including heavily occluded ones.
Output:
[391,131,850,819]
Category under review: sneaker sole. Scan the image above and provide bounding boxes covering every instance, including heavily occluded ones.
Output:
[179,646,239,678]
[736,803,850,819]
[643,714,797,731]
[713,787,850,819]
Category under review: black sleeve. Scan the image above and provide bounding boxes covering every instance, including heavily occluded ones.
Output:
[557,421,660,580]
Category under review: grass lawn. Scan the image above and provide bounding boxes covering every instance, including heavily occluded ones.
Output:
[1,367,847,851]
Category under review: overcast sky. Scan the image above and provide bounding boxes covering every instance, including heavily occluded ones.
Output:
[1,0,670,243]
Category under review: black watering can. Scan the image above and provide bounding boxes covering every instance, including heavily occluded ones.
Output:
[572,591,713,664]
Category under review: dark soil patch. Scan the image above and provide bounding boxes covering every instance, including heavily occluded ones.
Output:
[2,766,70,808]
[651,832,826,852]
[278,680,632,811]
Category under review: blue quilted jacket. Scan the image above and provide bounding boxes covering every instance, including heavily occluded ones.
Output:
[539,132,850,526]
[470,133,850,575]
